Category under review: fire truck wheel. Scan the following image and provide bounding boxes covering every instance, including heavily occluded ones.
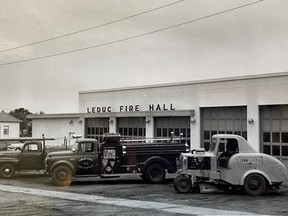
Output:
[52,165,73,187]
[0,163,15,178]
[145,164,166,183]
[173,175,192,193]
[244,173,266,196]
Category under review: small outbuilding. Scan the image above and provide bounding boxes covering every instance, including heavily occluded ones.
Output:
[0,112,22,138]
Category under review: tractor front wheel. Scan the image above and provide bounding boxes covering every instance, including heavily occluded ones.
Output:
[174,175,192,193]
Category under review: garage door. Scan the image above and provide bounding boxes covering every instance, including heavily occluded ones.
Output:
[154,116,190,144]
[85,118,109,142]
[260,105,288,158]
[201,107,247,150]
[117,117,146,139]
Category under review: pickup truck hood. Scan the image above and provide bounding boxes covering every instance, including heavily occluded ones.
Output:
[0,150,20,159]
[47,150,73,158]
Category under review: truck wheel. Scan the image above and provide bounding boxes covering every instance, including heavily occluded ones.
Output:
[52,165,73,187]
[173,175,192,193]
[0,164,15,178]
[244,174,266,196]
[145,164,166,183]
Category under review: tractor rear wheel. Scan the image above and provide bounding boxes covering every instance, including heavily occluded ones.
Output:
[244,174,266,196]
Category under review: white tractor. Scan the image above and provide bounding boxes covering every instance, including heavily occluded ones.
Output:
[173,134,288,196]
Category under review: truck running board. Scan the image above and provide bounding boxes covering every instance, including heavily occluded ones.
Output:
[100,175,120,178]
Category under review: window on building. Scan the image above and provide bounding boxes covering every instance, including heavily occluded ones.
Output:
[3,126,9,136]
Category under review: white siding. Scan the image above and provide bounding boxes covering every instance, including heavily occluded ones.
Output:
[32,118,85,146]
[0,122,20,138]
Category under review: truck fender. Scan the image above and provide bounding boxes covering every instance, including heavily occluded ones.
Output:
[240,170,271,186]
[50,160,76,175]
[142,156,175,173]
[0,159,20,170]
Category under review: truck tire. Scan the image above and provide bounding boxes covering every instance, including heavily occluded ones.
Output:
[52,165,73,187]
[0,164,15,178]
[173,175,192,193]
[244,174,266,196]
[145,163,166,183]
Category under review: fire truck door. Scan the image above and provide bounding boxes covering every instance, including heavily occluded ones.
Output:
[74,142,99,175]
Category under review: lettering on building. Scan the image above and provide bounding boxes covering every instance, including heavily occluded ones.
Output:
[87,106,112,113]
[148,103,175,111]
[119,105,140,112]
[86,103,175,113]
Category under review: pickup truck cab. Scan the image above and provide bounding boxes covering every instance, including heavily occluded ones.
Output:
[0,137,55,178]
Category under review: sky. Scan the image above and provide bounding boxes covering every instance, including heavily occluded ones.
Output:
[0,0,288,114]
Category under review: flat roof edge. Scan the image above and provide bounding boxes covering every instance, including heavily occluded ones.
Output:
[78,71,288,95]
[27,110,195,119]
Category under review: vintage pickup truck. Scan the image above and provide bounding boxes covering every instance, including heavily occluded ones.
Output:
[45,133,189,186]
[0,136,56,178]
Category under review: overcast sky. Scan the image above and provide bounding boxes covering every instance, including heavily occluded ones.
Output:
[0,0,287,114]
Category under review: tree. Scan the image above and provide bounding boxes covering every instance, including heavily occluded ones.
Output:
[9,108,32,137]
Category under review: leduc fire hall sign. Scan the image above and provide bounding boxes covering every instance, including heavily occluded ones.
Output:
[87,103,175,113]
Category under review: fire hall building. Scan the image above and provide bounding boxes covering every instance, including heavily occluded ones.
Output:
[28,72,288,158]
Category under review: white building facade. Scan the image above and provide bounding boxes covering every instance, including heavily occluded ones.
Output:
[0,113,21,138]
[29,72,288,158]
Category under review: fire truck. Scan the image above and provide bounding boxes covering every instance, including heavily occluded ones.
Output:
[45,133,189,186]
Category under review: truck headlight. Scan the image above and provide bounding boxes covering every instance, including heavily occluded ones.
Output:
[182,156,188,170]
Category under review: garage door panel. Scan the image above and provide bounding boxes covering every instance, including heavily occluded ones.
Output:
[211,120,218,129]
[154,116,190,144]
[117,117,146,138]
[234,120,242,131]
[262,120,271,130]
[282,120,288,131]
[272,120,281,131]
[218,120,226,131]
[226,120,233,129]
[201,107,247,149]
[260,105,288,158]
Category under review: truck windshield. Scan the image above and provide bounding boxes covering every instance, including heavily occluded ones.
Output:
[208,138,217,152]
